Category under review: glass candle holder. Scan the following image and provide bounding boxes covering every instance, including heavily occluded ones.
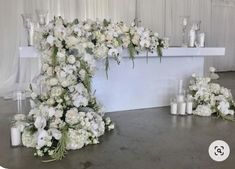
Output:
[21,13,35,46]
[36,9,48,27]
[180,16,190,47]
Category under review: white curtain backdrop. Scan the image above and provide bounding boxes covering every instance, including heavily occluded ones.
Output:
[0,0,135,97]
[1,0,234,97]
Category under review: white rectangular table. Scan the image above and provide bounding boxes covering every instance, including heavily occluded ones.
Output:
[19,47,225,112]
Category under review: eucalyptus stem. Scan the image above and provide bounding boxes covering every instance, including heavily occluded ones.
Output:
[43,126,68,162]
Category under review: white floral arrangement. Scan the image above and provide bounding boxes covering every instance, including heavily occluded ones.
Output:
[189,69,235,120]
[13,17,167,161]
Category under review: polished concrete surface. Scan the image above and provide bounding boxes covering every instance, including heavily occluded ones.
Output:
[0,72,235,169]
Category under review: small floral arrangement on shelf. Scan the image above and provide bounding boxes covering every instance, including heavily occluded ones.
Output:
[189,67,235,121]
[11,16,167,162]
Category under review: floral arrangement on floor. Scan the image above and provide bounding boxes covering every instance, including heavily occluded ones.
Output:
[189,68,235,120]
[12,17,167,161]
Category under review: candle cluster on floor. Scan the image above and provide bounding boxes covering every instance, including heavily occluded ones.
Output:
[170,80,193,116]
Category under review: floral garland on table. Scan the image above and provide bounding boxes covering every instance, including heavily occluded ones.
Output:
[189,69,235,121]
[12,17,167,161]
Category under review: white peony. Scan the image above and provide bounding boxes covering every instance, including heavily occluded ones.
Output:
[65,108,79,125]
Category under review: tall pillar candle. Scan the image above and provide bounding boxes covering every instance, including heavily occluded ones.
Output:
[11,127,21,146]
[178,102,186,115]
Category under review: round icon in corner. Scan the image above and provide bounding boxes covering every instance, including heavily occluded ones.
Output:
[208,140,230,162]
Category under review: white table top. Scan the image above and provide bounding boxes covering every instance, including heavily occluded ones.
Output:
[19,46,225,58]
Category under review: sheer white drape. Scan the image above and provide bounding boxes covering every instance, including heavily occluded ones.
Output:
[0,0,135,97]
[0,0,22,96]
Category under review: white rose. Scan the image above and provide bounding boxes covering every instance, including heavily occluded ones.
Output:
[67,55,76,64]
[46,67,53,76]
[47,98,55,105]
[132,35,140,45]
[51,87,63,97]
[42,63,49,72]
[66,36,79,47]
[49,78,58,86]
[46,35,54,45]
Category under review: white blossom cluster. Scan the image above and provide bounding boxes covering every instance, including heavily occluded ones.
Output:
[189,72,235,117]
[19,17,166,160]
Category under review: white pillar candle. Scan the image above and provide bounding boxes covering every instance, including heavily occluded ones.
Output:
[171,102,177,115]
[176,94,184,102]
[11,127,21,146]
[186,102,193,114]
[199,33,205,47]
[178,102,186,115]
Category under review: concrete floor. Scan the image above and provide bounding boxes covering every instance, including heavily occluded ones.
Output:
[0,72,235,169]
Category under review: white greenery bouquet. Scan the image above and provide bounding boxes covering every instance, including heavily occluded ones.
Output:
[189,70,235,120]
[14,17,167,161]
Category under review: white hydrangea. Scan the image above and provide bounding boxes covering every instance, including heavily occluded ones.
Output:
[22,130,37,148]
[193,105,212,116]
[66,129,89,150]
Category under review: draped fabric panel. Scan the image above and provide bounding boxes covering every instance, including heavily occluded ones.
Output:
[0,0,136,97]
[0,0,234,97]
